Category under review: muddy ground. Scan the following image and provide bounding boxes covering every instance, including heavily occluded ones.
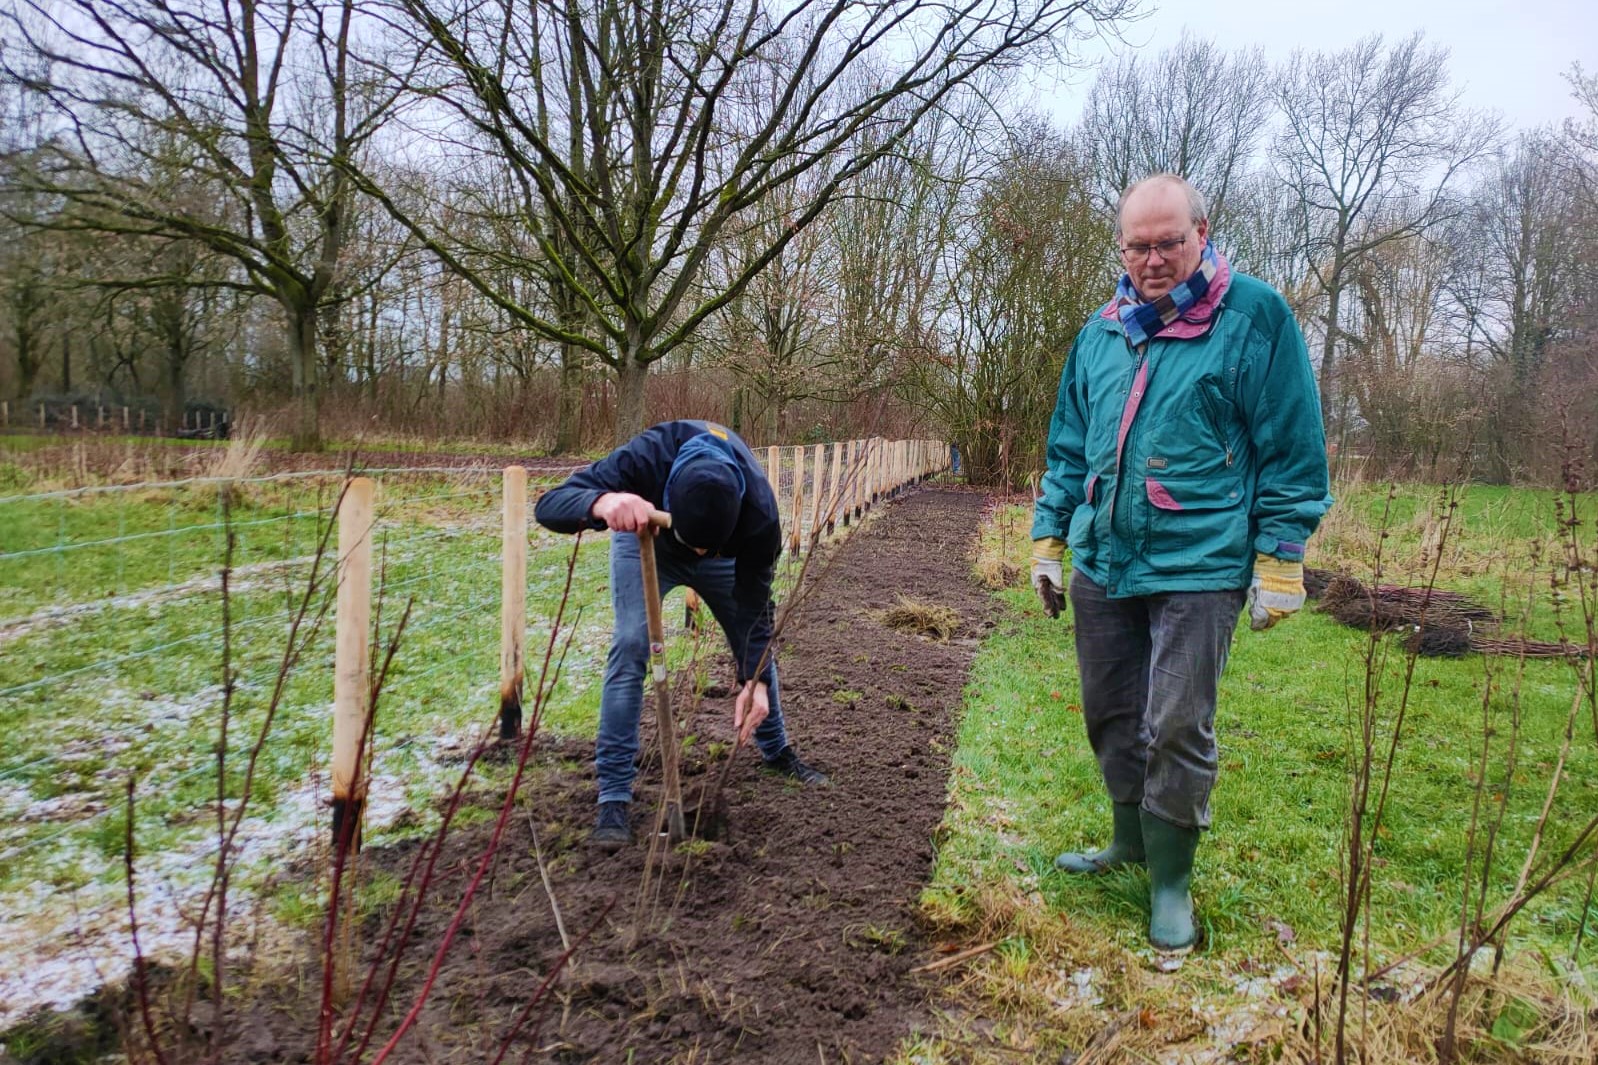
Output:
[228,485,994,1064]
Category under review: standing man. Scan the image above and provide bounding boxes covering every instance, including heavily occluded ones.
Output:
[536,420,827,851]
[1031,174,1331,952]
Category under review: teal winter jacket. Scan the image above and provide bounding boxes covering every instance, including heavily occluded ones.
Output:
[1031,271,1332,597]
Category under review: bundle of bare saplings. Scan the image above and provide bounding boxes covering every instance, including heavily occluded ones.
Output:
[1305,568,1585,659]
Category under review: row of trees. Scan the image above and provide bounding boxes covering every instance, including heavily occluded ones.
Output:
[1,3,1595,483]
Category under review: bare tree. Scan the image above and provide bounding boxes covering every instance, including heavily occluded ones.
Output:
[922,118,1110,483]
[1342,227,1482,476]
[1076,33,1271,228]
[1445,132,1579,480]
[1272,32,1497,431]
[2,0,400,449]
[357,0,1130,443]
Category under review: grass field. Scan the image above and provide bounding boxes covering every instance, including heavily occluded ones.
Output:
[911,484,1597,1061]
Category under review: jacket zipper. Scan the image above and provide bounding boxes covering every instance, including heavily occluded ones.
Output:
[1197,383,1234,468]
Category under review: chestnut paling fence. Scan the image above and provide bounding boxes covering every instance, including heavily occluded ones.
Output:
[0,436,948,1020]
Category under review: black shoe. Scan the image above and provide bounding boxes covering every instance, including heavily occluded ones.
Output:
[590,801,632,851]
[763,746,829,786]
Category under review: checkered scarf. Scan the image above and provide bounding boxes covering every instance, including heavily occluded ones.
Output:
[1114,240,1220,348]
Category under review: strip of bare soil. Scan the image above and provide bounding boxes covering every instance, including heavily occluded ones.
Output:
[237,485,994,1064]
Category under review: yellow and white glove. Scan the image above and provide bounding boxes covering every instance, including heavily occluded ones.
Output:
[1247,553,1305,631]
[1031,537,1066,618]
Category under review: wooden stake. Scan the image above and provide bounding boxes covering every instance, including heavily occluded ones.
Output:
[122,406,129,430]
[331,477,374,856]
[808,444,825,547]
[864,438,876,510]
[789,445,805,556]
[848,440,861,521]
[499,466,527,740]
[638,528,688,841]
[826,442,843,535]
[70,405,79,430]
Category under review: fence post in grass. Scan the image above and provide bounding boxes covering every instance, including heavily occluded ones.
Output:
[499,466,527,740]
[70,405,79,430]
[331,476,375,857]
[789,445,805,556]
[38,404,45,429]
[1,400,7,427]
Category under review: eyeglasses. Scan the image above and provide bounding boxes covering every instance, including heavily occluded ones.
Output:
[1119,237,1188,262]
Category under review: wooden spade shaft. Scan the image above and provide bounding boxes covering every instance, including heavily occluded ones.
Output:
[637,521,687,842]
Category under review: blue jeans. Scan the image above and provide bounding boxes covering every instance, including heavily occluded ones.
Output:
[1069,571,1245,830]
[596,532,788,804]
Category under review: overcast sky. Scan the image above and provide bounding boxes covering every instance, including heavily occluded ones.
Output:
[1032,0,1596,133]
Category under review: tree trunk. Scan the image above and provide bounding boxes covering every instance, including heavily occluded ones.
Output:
[289,303,322,451]
[557,341,585,453]
[14,318,42,400]
[614,357,649,445]
[1319,257,1344,434]
[162,343,187,437]
[61,335,72,394]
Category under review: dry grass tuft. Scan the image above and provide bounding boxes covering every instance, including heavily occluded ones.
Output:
[202,419,271,482]
[910,883,1597,1064]
[876,596,961,641]
[973,556,1022,590]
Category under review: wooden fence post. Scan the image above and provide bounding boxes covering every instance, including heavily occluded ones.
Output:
[331,476,375,856]
[865,438,877,510]
[70,405,79,430]
[847,440,861,521]
[122,406,129,430]
[38,404,45,429]
[499,466,527,740]
[827,442,843,535]
[789,445,805,555]
[808,444,825,548]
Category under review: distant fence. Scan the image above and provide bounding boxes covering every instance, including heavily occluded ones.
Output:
[1,398,231,436]
[0,437,947,882]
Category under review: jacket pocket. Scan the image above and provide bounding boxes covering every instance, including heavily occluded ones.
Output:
[1142,473,1248,573]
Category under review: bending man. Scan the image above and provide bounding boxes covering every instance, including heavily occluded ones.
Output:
[536,420,827,851]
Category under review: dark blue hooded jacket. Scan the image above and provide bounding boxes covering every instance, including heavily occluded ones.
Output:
[533,420,782,681]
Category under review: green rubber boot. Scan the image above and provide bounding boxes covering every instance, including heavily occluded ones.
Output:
[1055,802,1146,874]
[1141,809,1200,953]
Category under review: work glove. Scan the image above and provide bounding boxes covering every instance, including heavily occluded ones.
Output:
[1247,553,1305,631]
[1031,537,1066,619]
